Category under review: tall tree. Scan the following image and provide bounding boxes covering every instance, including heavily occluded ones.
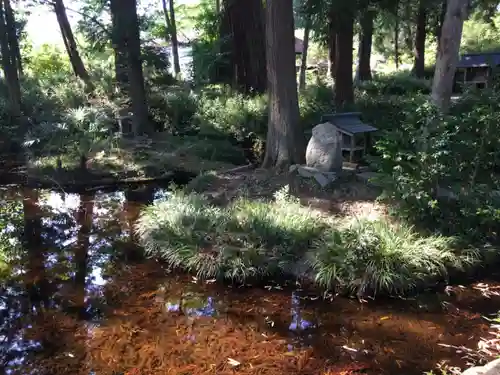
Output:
[327,6,337,83]
[435,0,447,59]
[0,0,22,123]
[219,0,266,93]
[4,0,21,77]
[262,0,305,168]
[394,0,400,70]
[110,0,152,135]
[53,0,94,91]
[110,0,129,90]
[334,3,355,108]
[298,13,311,90]
[413,0,427,78]
[356,8,374,82]
[161,0,181,76]
[431,0,469,112]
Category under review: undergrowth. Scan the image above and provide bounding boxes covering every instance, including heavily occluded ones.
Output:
[136,188,325,283]
[136,188,479,297]
[309,219,478,297]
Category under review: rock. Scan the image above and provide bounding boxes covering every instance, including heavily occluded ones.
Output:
[306,122,343,173]
[289,165,337,188]
[462,359,500,375]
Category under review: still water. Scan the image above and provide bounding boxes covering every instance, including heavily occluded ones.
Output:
[0,186,499,375]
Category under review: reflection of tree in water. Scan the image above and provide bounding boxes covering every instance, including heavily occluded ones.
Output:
[165,293,218,317]
[289,292,315,332]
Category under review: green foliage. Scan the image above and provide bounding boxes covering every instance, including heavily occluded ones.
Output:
[136,189,326,282]
[372,91,500,243]
[461,12,500,53]
[310,219,477,297]
[24,44,73,84]
[358,72,431,95]
[149,87,198,134]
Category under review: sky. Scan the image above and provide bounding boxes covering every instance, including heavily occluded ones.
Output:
[24,0,199,47]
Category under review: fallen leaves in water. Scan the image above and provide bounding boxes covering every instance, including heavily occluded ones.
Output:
[3,262,500,375]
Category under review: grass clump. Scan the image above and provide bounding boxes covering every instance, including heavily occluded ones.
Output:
[136,189,326,283]
[309,219,478,298]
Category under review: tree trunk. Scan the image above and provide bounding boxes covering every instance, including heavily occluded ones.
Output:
[356,9,374,82]
[220,0,266,93]
[4,0,21,77]
[394,1,400,70]
[298,15,311,91]
[54,0,94,91]
[0,0,21,122]
[161,0,171,41]
[435,0,447,60]
[110,0,152,136]
[262,0,305,169]
[327,8,337,83]
[334,6,355,108]
[215,0,220,14]
[110,0,129,90]
[413,1,427,78]
[165,0,181,76]
[431,0,469,113]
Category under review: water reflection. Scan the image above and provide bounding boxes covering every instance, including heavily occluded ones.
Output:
[0,186,499,375]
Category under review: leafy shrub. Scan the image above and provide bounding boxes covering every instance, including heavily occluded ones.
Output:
[309,219,477,297]
[299,83,335,132]
[149,88,198,134]
[372,91,500,243]
[355,93,426,132]
[136,189,325,282]
[358,73,431,96]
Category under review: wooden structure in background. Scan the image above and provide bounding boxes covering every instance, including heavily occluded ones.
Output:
[321,112,377,163]
[454,52,500,90]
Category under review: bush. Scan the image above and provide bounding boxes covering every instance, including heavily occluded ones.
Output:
[372,91,500,243]
[309,219,478,297]
[149,88,199,134]
[136,189,325,282]
[358,72,431,96]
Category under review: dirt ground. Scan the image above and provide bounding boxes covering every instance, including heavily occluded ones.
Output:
[186,167,387,221]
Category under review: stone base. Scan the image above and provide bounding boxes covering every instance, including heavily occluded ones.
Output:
[289,165,338,188]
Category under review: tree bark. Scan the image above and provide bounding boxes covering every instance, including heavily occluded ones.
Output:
[435,0,447,60]
[298,15,311,91]
[110,0,129,90]
[356,9,374,82]
[262,0,305,169]
[168,0,181,76]
[164,0,181,76]
[431,0,469,113]
[4,0,21,77]
[53,0,94,91]
[0,0,22,122]
[334,5,355,108]
[394,0,400,70]
[110,0,152,135]
[327,8,337,83]
[220,0,266,93]
[413,1,427,78]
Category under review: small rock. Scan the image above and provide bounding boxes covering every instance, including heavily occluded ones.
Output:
[462,359,500,375]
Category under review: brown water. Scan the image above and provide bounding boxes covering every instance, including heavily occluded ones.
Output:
[0,186,499,375]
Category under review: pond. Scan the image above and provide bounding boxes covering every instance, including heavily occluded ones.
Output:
[0,185,499,375]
